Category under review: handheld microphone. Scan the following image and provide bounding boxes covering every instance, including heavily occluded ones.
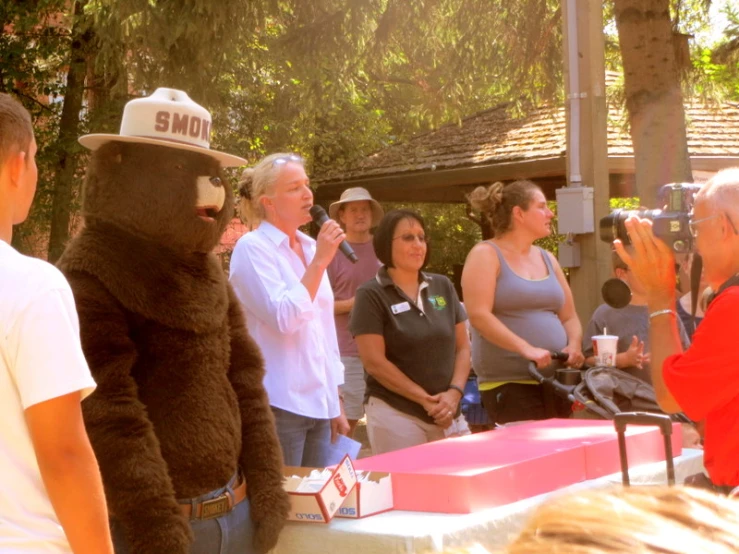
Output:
[309,205,359,264]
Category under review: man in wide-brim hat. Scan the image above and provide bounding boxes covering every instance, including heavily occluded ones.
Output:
[327,187,384,437]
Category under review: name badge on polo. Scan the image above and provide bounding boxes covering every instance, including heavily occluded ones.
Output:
[391,301,411,315]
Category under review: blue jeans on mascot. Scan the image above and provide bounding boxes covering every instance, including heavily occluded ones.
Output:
[111,471,256,554]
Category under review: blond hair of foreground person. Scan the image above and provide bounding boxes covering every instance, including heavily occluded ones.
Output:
[440,486,739,554]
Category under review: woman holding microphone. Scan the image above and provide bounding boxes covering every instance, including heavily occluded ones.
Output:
[229,153,349,467]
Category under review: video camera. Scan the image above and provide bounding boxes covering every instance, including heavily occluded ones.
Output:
[599,183,702,253]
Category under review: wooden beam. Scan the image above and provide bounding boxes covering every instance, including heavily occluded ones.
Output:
[563,0,611,326]
[315,157,567,195]
[609,155,739,174]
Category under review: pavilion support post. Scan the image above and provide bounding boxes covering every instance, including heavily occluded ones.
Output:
[562,0,612,326]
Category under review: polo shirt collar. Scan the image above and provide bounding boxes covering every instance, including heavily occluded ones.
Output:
[376,265,431,288]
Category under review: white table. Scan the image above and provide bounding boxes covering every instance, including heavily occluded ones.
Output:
[272,449,704,554]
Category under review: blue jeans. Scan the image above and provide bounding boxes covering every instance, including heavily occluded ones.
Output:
[271,406,333,467]
[111,473,256,554]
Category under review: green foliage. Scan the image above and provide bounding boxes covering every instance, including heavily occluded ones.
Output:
[3,0,738,258]
[702,4,739,99]
[1,0,71,255]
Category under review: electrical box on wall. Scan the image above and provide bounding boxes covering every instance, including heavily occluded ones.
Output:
[558,241,581,268]
[555,187,594,234]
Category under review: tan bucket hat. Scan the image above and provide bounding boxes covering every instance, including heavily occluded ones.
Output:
[78,88,247,167]
[329,187,384,226]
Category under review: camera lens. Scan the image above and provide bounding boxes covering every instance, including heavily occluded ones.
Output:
[599,209,660,245]
[599,209,630,244]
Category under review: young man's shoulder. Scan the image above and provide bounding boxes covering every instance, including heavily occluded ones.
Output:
[590,302,646,318]
[0,243,71,302]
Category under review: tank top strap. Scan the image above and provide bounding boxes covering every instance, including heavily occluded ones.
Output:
[538,246,556,277]
[482,240,514,276]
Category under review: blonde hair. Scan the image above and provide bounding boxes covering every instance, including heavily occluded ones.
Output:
[237,152,304,226]
[500,486,739,554]
[467,180,542,238]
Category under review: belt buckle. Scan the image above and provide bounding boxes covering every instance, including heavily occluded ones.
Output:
[200,494,230,520]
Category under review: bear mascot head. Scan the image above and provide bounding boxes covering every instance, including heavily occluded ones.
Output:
[84,140,233,254]
[57,89,289,554]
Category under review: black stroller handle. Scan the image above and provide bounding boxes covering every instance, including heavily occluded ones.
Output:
[527,351,576,399]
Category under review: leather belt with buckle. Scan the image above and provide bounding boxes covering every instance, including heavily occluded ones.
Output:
[180,472,247,520]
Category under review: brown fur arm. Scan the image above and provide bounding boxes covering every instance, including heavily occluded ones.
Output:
[65,271,192,553]
[227,286,290,553]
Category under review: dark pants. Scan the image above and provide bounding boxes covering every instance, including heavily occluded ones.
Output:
[480,383,570,425]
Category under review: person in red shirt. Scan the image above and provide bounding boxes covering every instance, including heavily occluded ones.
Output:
[615,168,739,490]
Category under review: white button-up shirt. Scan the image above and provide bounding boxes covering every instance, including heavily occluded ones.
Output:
[229,221,344,419]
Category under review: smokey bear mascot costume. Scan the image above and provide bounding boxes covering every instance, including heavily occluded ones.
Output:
[57,89,289,554]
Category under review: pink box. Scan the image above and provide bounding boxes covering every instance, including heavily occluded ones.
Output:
[354,435,587,513]
[488,419,683,479]
[354,419,682,514]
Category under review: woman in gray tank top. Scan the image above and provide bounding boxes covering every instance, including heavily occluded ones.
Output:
[461,180,584,425]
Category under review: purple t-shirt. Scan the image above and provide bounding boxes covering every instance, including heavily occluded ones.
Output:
[327,240,381,356]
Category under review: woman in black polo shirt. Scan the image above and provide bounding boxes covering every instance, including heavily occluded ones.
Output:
[350,209,471,455]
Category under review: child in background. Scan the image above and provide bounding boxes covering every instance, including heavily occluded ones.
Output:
[583,249,690,384]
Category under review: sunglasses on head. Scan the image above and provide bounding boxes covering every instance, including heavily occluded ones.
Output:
[271,154,303,167]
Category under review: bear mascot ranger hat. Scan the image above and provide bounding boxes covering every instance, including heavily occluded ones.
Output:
[58,88,289,554]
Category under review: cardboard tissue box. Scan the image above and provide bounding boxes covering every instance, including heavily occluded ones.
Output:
[283,455,357,523]
[336,471,393,519]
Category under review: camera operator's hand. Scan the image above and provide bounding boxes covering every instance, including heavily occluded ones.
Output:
[614,217,677,309]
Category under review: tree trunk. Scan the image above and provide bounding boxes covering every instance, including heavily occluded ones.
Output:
[47,0,93,262]
[613,0,692,207]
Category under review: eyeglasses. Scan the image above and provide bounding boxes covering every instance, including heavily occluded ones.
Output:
[393,233,429,244]
[688,212,739,238]
[272,154,303,167]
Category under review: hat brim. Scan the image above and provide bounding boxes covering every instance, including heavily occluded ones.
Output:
[78,134,247,168]
[329,197,384,227]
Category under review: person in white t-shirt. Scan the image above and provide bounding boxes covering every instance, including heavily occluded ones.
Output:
[0,93,113,554]
[229,153,349,467]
